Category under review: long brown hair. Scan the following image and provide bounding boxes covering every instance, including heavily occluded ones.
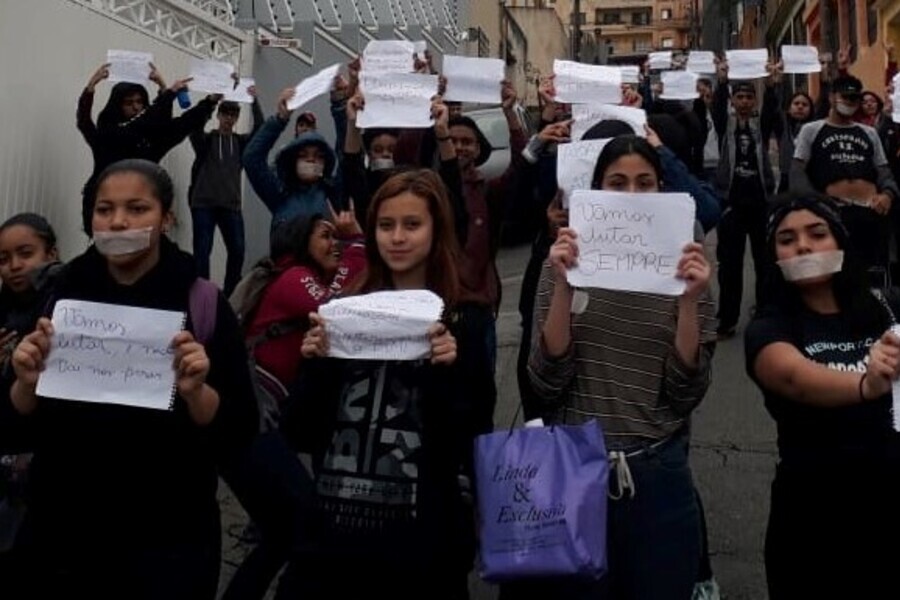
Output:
[361,169,461,307]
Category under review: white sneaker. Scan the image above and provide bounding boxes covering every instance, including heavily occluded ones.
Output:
[692,578,721,600]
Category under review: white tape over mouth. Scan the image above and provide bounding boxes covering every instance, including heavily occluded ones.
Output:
[777,250,844,282]
[93,227,153,256]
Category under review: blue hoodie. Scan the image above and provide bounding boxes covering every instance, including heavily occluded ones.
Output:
[242,116,337,232]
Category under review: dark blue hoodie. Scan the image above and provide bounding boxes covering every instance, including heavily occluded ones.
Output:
[242,116,337,233]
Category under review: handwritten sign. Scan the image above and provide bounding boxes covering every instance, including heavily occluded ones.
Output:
[107,49,153,84]
[648,51,673,71]
[553,60,622,105]
[781,45,821,74]
[660,70,699,100]
[36,301,185,410]
[287,63,341,111]
[567,190,695,295]
[363,39,415,74]
[619,65,640,84]
[318,290,444,360]
[571,104,646,141]
[686,51,717,74]
[224,77,255,104]
[442,55,505,103]
[188,58,235,95]
[357,73,438,129]
[726,49,769,80]
[557,139,610,207]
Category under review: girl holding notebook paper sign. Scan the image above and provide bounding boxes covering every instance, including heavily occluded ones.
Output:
[276,170,491,598]
[525,136,716,598]
[9,159,256,599]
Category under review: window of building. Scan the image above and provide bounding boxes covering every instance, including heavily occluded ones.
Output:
[602,11,622,24]
[661,37,674,48]
[661,8,672,20]
[632,10,651,25]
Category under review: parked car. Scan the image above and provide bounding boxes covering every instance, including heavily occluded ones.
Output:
[464,104,541,246]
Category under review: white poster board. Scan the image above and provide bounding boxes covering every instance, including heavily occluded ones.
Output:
[660,70,700,100]
[571,104,646,142]
[319,290,445,360]
[224,77,255,104]
[726,49,769,80]
[556,139,610,207]
[567,190,695,295]
[442,55,505,103]
[188,58,235,95]
[686,51,717,74]
[648,51,673,71]
[357,73,438,129]
[553,60,622,105]
[363,39,415,74]
[619,65,641,84]
[781,45,821,74]
[107,49,153,84]
[36,301,184,410]
[286,63,341,111]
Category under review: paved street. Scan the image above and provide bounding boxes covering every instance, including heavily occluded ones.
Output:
[218,238,775,599]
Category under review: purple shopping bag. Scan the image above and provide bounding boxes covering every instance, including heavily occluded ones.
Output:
[474,419,608,581]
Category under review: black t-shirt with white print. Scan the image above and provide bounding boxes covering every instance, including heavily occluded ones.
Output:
[794,120,886,192]
[745,305,900,468]
[730,123,763,205]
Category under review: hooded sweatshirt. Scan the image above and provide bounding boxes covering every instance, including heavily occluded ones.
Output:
[189,101,264,210]
[242,116,337,233]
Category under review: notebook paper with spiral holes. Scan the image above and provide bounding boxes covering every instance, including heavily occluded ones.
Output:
[36,300,185,410]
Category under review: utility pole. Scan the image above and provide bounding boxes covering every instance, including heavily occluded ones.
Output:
[572,0,582,61]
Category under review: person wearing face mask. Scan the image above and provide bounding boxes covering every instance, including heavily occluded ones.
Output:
[712,59,776,339]
[791,75,899,289]
[9,159,257,598]
[341,90,466,240]
[745,193,900,598]
[242,88,338,235]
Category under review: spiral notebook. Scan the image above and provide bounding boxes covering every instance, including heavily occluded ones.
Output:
[36,300,186,411]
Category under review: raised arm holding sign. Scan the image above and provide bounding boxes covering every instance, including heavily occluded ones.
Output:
[357,72,438,128]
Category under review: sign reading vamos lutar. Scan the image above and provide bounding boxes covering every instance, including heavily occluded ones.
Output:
[474,421,609,581]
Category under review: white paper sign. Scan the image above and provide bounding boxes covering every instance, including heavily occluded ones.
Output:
[726,49,769,80]
[619,66,641,84]
[648,51,673,71]
[36,301,184,410]
[660,70,700,100]
[224,77,255,104]
[107,49,153,84]
[554,60,622,105]
[567,190,696,294]
[442,55,505,103]
[363,39,415,74]
[357,73,438,128]
[287,63,341,111]
[188,58,235,95]
[319,290,444,360]
[557,139,610,207]
[686,51,717,74]
[571,104,647,141]
[781,45,821,74]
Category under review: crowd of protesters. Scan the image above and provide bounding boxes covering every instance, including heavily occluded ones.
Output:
[0,40,898,600]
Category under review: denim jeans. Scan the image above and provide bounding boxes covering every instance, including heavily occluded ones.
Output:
[191,207,245,298]
[499,433,701,600]
[218,431,315,600]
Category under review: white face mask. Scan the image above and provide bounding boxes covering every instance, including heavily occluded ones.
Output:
[777,250,844,282]
[370,157,395,171]
[93,227,153,256]
[835,101,858,117]
[296,161,324,179]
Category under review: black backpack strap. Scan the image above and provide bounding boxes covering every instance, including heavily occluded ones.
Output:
[246,320,304,350]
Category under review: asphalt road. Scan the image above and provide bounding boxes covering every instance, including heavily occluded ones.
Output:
[218,237,775,599]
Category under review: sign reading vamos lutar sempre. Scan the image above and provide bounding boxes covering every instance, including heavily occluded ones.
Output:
[474,421,609,581]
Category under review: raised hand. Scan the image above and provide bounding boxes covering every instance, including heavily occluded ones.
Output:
[87,63,111,92]
[301,313,329,358]
[428,322,457,365]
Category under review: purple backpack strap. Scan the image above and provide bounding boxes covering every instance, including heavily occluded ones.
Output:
[189,278,219,345]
